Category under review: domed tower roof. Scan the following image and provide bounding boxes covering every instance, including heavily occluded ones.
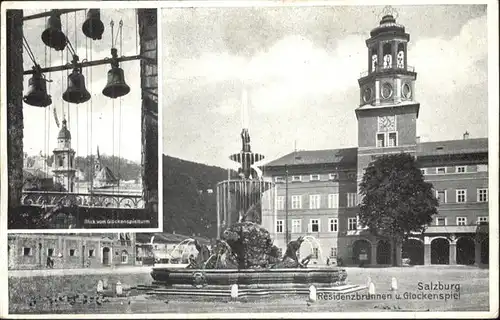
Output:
[370,14,406,38]
[58,118,71,140]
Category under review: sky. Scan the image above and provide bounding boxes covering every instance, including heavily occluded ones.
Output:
[22,9,142,162]
[162,4,489,170]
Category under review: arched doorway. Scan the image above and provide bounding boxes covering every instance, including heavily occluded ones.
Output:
[402,239,424,265]
[376,240,391,265]
[102,247,111,265]
[480,239,489,265]
[352,240,371,266]
[456,237,475,265]
[431,238,449,264]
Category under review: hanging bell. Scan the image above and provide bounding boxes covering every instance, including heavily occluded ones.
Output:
[102,66,130,99]
[41,11,67,51]
[62,68,91,104]
[82,9,105,40]
[23,70,52,107]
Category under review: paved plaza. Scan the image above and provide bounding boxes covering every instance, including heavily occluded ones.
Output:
[8,266,489,314]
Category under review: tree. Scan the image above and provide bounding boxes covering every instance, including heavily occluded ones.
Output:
[358,153,439,266]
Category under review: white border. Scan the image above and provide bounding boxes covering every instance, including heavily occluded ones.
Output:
[1,0,499,319]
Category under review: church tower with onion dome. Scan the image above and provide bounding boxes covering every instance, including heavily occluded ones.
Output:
[52,118,76,192]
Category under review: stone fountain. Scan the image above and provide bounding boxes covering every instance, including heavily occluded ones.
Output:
[147,128,365,298]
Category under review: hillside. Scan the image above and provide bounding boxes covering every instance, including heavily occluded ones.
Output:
[162,155,238,239]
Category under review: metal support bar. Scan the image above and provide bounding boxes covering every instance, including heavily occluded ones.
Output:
[22,9,85,21]
[23,55,156,75]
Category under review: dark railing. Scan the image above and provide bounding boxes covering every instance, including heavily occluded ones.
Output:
[359,65,415,78]
[21,191,144,209]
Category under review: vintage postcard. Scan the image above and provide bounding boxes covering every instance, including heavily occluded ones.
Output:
[1,0,498,319]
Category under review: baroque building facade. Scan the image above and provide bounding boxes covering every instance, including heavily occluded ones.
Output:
[7,233,136,270]
[261,13,489,267]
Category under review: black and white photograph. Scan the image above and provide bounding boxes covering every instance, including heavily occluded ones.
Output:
[4,7,159,230]
[1,0,498,318]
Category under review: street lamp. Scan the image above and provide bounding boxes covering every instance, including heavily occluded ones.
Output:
[285,164,289,245]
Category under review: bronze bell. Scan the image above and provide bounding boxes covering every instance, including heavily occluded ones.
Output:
[102,67,130,99]
[62,68,91,104]
[23,71,52,107]
[41,11,67,51]
[82,9,105,40]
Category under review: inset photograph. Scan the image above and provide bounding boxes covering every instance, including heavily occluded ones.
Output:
[5,8,159,230]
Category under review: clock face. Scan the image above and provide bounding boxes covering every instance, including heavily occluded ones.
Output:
[381,83,393,99]
[402,83,412,99]
[363,87,373,103]
[378,116,396,132]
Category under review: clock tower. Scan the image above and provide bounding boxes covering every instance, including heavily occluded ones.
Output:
[355,9,420,179]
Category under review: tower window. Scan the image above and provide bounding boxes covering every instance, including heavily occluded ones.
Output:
[397,43,405,68]
[377,133,385,147]
[383,43,392,69]
[388,132,397,147]
[58,157,63,167]
[371,48,378,72]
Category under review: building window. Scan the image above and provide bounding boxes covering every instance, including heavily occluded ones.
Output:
[436,190,447,204]
[456,217,467,226]
[435,217,447,226]
[328,193,339,208]
[436,167,446,174]
[456,189,467,203]
[420,168,426,175]
[292,219,302,233]
[329,218,338,232]
[88,249,95,257]
[377,133,385,148]
[348,218,357,231]
[477,164,488,172]
[58,157,63,167]
[329,173,339,180]
[330,247,337,258]
[276,196,285,210]
[23,248,32,256]
[291,195,302,209]
[477,188,488,202]
[388,132,397,147]
[47,248,54,257]
[69,249,76,257]
[292,175,302,182]
[309,194,321,209]
[274,176,285,183]
[456,166,466,173]
[347,172,356,180]
[276,220,284,233]
[310,174,320,181]
[310,219,320,232]
[477,216,488,225]
[121,251,128,264]
[312,248,319,259]
[347,193,357,207]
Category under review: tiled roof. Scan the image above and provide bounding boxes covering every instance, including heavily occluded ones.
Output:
[416,138,488,157]
[264,147,358,167]
[263,138,488,167]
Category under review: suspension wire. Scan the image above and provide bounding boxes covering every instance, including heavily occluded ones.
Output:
[43,14,48,178]
[65,13,69,194]
[118,18,124,192]
[85,9,89,194]
[90,38,93,192]
[135,9,138,55]
[75,10,79,193]
[22,35,38,68]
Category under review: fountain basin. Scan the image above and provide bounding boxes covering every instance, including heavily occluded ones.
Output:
[151,267,348,288]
